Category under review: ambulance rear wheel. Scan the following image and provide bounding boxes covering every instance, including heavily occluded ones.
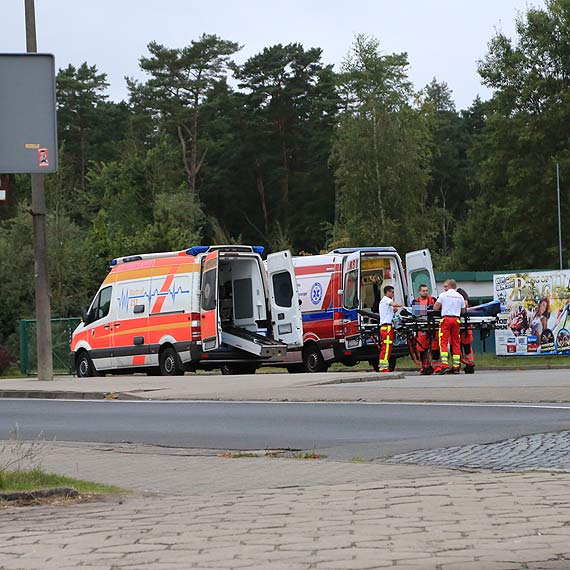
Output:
[76,351,96,378]
[302,346,327,373]
[159,347,184,376]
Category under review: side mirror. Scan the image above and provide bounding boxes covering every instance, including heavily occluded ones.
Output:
[81,307,94,325]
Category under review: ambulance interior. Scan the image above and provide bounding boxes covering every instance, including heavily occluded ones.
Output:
[351,256,405,324]
[217,257,268,334]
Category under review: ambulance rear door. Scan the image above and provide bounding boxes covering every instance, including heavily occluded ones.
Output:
[405,249,437,303]
[342,250,362,349]
[266,250,303,347]
[200,250,221,351]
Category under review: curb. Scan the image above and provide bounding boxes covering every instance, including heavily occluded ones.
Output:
[0,487,79,502]
[312,372,404,385]
[0,390,144,401]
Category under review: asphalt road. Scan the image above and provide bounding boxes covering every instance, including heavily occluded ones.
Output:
[1,399,569,460]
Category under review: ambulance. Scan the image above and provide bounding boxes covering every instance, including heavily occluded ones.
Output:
[70,245,303,376]
[271,247,436,373]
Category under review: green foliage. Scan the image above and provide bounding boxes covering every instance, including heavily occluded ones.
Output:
[128,35,240,194]
[332,35,435,252]
[455,0,570,269]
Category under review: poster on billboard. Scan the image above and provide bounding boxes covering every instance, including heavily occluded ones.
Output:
[494,271,570,356]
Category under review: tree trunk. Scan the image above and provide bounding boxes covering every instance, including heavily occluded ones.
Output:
[372,106,386,226]
[255,158,270,237]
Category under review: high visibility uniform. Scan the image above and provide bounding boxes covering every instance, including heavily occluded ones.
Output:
[436,290,464,372]
[460,302,475,371]
[379,324,394,371]
[413,295,441,373]
[378,295,396,372]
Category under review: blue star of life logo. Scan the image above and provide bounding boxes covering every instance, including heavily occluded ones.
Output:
[310,282,323,305]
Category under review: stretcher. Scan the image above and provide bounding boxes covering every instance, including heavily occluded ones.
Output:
[357,300,502,351]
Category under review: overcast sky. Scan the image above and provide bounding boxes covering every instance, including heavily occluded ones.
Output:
[3,0,543,110]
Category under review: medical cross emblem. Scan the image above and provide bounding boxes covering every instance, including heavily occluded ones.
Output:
[310,282,323,305]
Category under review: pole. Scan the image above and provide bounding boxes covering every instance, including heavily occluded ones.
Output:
[25,0,53,380]
[557,163,563,271]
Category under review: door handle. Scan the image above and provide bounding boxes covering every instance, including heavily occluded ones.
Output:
[104,324,110,330]
[114,323,121,328]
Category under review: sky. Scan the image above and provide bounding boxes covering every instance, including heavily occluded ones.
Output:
[3,0,544,111]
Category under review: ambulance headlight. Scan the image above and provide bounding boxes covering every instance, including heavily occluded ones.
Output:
[278,323,292,335]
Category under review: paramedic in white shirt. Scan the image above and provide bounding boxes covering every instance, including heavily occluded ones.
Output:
[378,285,403,372]
[433,279,466,374]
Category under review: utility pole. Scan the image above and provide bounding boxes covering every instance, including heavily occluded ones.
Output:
[557,163,563,271]
[25,0,53,380]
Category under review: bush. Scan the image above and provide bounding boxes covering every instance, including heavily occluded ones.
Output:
[0,347,15,375]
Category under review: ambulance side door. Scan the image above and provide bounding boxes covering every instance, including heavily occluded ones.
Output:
[405,249,437,303]
[200,251,221,351]
[266,250,303,347]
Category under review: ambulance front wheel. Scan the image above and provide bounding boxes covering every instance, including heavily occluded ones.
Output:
[302,345,328,373]
[159,347,185,376]
[76,351,97,378]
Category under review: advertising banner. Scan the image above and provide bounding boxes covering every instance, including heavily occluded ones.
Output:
[494,271,570,356]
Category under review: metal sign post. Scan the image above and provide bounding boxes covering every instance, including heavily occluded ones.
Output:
[25,0,53,380]
[557,163,563,271]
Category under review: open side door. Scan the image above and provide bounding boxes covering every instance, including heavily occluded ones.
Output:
[405,249,437,304]
[266,250,303,348]
[200,250,221,351]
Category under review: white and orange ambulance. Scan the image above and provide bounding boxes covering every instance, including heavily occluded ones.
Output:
[70,245,302,376]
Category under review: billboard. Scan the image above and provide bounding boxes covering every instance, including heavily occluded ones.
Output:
[494,271,570,355]
[0,54,58,173]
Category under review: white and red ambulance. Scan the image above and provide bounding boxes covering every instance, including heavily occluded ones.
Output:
[271,247,436,373]
[70,245,303,377]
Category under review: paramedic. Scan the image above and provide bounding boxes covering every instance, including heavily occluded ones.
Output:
[378,285,403,373]
[412,284,441,375]
[457,287,475,374]
[433,279,465,374]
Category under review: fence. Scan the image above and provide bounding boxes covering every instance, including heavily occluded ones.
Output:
[19,318,81,375]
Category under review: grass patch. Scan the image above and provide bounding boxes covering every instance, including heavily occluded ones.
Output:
[0,468,122,494]
[222,450,323,460]
[350,457,366,463]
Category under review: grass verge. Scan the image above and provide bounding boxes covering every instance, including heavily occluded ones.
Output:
[0,468,123,495]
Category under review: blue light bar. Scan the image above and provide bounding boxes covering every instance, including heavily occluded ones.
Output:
[110,259,117,266]
[186,245,209,256]
[253,246,265,255]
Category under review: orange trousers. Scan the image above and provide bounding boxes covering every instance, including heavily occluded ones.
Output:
[439,316,461,370]
[379,324,394,370]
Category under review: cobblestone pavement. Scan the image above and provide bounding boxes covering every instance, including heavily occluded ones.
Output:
[387,431,570,472]
[1,439,570,569]
[1,471,570,569]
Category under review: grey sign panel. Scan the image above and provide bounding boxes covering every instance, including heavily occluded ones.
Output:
[0,53,58,173]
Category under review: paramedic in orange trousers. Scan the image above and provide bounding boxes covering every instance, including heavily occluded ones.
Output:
[412,284,442,375]
[457,287,476,374]
[378,285,403,373]
[433,279,465,374]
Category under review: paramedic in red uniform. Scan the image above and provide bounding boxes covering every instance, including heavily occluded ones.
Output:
[412,284,442,375]
[457,287,475,374]
[378,285,402,372]
[433,279,465,374]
